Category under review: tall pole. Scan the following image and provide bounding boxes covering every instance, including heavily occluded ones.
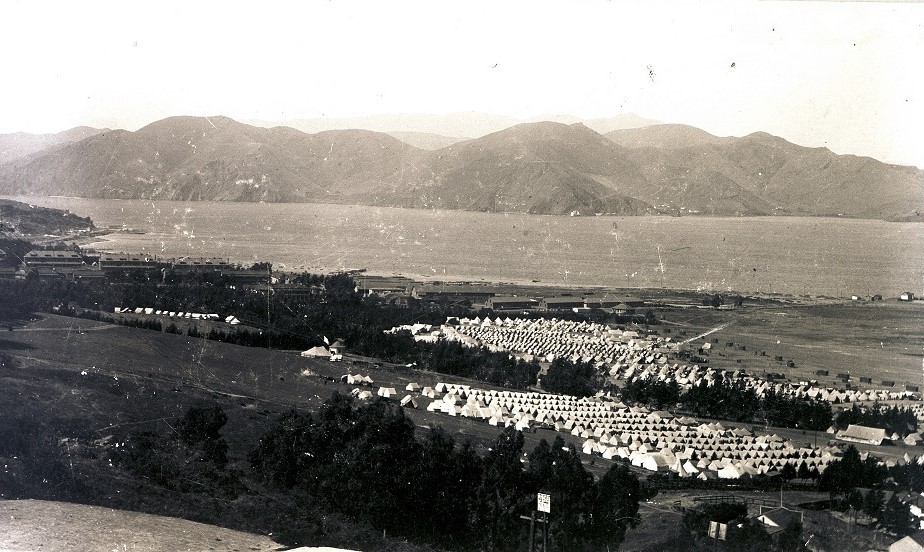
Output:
[528,511,536,552]
[542,511,548,552]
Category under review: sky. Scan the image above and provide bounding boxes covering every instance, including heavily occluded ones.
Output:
[2,0,923,167]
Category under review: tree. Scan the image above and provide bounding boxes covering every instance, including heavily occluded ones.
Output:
[411,428,481,546]
[724,518,772,552]
[177,403,227,444]
[777,519,807,552]
[863,488,885,521]
[586,463,643,549]
[526,437,594,550]
[882,496,914,536]
[176,402,229,466]
[542,358,596,397]
[471,427,530,551]
[819,445,863,500]
[248,410,315,489]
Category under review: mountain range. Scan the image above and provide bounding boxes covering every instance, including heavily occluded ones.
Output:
[0,115,920,220]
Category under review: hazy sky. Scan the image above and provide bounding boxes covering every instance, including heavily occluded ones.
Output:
[3,0,923,167]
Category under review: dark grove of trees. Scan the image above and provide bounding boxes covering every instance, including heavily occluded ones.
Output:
[415,338,541,389]
[834,404,918,437]
[107,401,240,497]
[250,392,646,551]
[620,375,833,431]
[819,446,887,501]
[817,445,916,536]
[542,357,599,397]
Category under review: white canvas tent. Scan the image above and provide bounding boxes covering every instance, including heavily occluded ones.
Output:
[301,346,331,358]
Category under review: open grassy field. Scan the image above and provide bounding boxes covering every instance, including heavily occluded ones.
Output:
[654,301,924,392]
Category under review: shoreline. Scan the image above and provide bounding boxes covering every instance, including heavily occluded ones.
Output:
[75,237,853,306]
[9,195,919,302]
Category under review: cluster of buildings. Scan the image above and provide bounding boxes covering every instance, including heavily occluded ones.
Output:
[355,277,647,312]
[0,249,282,288]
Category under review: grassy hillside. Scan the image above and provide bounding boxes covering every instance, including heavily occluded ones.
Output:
[0,126,107,165]
[0,198,94,235]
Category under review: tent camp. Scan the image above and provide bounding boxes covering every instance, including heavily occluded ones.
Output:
[301,346,331,358]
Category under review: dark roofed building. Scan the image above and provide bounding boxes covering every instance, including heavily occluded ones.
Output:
[486,296,536,310]
[23,250,84,268]
[271,283,319,302]
[98,253,161,271]
[755,507,804,537]
[27,266,106,281]
[170,257,232,273]
[539,296,585,310]
[584,294,645,311]
[356,275,415,294]
[411,284,497,302]
[220,269,271,286]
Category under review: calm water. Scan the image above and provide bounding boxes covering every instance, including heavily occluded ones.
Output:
[8,196,924,297]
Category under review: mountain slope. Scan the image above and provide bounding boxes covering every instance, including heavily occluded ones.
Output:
[606,124,729,150]
[382,122,654,215]
[0,126,108,164]
[386,131,466,150]
[609,127,924,218]
[0,116,423,202]
[0,116,920,220]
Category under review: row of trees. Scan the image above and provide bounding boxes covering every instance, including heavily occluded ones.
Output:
[834,404,918,438]
[250,392,646,551]
[618,376,833,431]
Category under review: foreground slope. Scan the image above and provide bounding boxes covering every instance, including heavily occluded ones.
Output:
[0,500,283,552]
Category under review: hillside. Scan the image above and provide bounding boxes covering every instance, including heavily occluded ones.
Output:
[609,127,924,218]
[0,500,283,552]
[252,111,660,140]
[606,124,730,150]
[0,126,107,165]
[386,131,466,150]
[0,198,94,235]
[383,122,655,215]
[0,115,921,220]
[0,116,422,203]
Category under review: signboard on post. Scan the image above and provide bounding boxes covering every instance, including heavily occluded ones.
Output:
[537,492,551,514]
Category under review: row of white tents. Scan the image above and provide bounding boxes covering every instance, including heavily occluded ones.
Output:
[340,376,845,479]
[612,363,915,405]
[114,306,240,325]
[447,317,657,363]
